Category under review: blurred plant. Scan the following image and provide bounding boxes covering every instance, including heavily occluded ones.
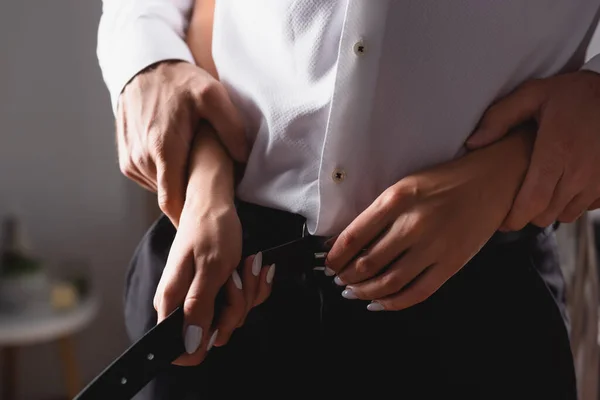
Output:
[0,215,42,277]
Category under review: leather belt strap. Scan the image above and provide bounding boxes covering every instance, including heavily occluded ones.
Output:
[74,235,330,400]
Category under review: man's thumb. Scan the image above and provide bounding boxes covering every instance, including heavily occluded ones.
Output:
[466,80,546,149]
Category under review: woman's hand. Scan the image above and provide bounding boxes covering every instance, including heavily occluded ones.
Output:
[152,123,275,366]
[154,198,241,366]
[325,127,534,311]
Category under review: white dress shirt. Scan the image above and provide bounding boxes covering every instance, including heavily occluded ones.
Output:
[98,0,600,236]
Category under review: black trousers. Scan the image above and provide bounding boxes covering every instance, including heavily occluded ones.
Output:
[125,201,576,400]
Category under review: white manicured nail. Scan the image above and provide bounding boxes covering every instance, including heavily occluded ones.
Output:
[232,270,243,290]
[342,288,358,299]
[324,267,335,276]
[184,325,203,354]
[207,330,219,351]
[252,252,262,276]
[367,302,385,312]
[266,264,276,284]
[334,276,345,286]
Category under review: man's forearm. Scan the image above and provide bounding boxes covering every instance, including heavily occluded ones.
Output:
[98,0,195,114]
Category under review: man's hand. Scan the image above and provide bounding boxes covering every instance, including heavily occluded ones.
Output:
[325,128,534,311]
[467,70,600,230]
[116,61,248,227]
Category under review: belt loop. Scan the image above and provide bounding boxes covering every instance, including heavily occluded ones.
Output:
[302,221,309,238]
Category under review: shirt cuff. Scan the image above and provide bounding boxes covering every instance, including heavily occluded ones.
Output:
[98,16,195,115]
[581,53,600,75]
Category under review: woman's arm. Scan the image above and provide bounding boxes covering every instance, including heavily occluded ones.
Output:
[185,121,235,213]
[187,0,218,78]
[325,125,536,311]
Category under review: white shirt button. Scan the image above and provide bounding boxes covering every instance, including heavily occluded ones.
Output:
[332,168,346,183]
[353,40,366,56]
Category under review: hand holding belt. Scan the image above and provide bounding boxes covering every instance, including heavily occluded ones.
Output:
[74,235,331,400]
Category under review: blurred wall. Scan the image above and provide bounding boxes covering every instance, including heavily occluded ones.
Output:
[0,1,154,399]
[0,1,598,399]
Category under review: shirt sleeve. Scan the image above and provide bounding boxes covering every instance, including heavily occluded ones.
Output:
[97,0,196,115]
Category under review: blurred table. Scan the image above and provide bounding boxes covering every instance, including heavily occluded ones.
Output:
[0,297,99,400]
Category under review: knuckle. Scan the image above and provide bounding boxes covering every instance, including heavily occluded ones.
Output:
[537,159,562,180]
[379,188,403,210]
[197,80,222,104]
[380,182,418,211]
[161,284,180,304]
[528,193,549,213]
[195,251,219,267]
[157,191,175,215]
[195,251,229,276]
[354,257,373,276]
[521,78,542,95]
[131,149,151,170]
[118,158,133,177]
[338,229,357,252]
[480,103,502,125]
[183,296,203,318]
[380,272,402,292]
[503,217,525,232]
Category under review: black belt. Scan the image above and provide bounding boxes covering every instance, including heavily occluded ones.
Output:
[73,234,331,400]
[74,209,551,400]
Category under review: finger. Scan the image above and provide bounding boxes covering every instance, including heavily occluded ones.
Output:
[237,254,260,328]
[344,247,433,301]
[175,259,223,366]
[368,264,449,312]
[130,165,157,192]
[467,79,546,149]
[213,270,245,347]
[119,156,157,192]
[590,197,600,210]
[326,188,400,274]
[155,134,190,229]
[336,216,413,286]
[531,175,578,227]
[254,263,275,307]
[502,130,564,231]
[558,192,595,223]
[194,82,249,163]
[155,236,194,323]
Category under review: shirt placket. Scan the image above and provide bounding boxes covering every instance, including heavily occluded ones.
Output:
[312,0,391,236]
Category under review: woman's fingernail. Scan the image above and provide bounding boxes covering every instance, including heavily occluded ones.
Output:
[232,270,243,290]
[342,288,358,299]
[324,267,335,276]
[334,276,345,286]
[266,263,276,284]
[367,302,385,312]
[184,325,203,354]
[252,252,262,276]
[207,330,219,351]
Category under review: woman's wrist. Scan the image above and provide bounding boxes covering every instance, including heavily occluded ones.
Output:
[482,124,534,186]
[185,123,236,211]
